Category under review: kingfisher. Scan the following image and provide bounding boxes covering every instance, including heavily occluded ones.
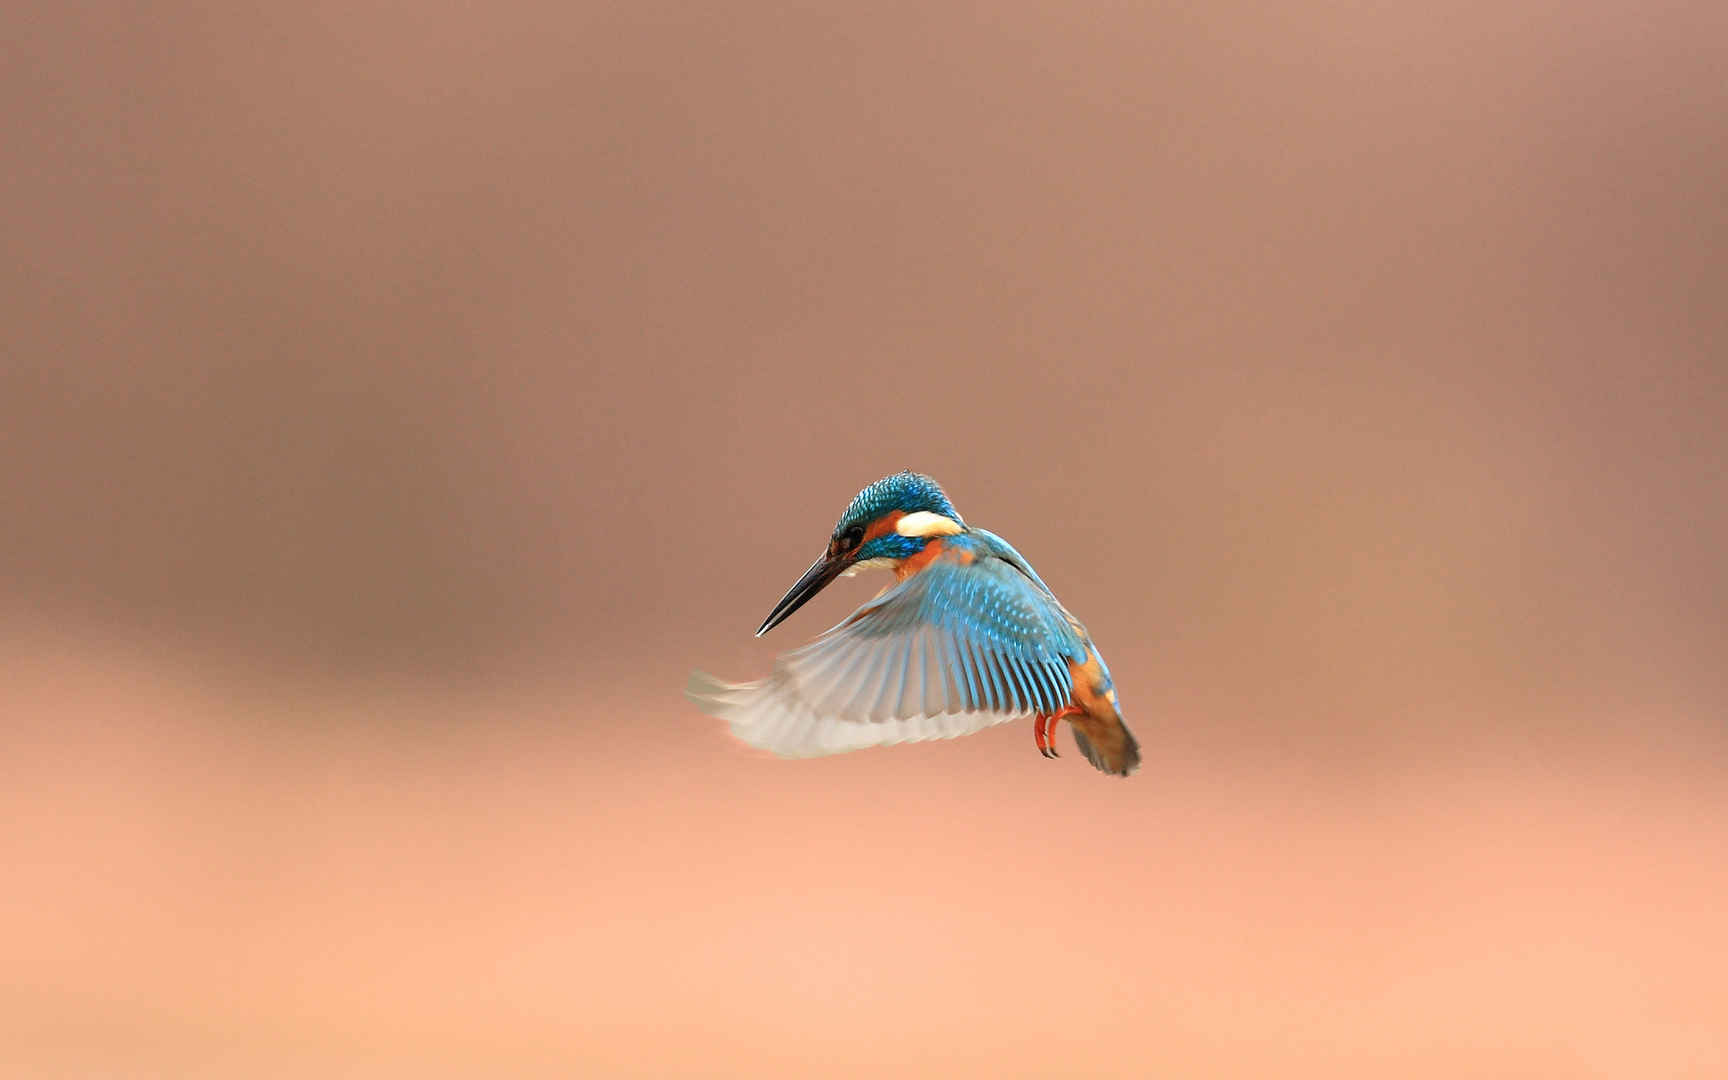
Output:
[686,471,1140,776]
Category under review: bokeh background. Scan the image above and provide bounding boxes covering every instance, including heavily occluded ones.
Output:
[4,2,1726,1076]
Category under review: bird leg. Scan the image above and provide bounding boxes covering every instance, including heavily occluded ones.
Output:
[1035,706,1084,759]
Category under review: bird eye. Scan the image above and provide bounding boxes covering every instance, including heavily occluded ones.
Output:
[841,525,865,550]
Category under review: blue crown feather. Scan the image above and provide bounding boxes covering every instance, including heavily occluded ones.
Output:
[835,471,963,533]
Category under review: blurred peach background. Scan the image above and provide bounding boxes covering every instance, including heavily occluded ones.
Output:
[4,2,1726,1077]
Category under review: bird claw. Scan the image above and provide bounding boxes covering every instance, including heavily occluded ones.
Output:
[1034,707,1084,760]
[1034,714,1060,759]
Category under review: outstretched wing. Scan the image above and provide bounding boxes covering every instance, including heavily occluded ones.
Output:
[687,555,1086,758]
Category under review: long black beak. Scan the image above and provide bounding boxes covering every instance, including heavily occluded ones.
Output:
[756,552,847,636]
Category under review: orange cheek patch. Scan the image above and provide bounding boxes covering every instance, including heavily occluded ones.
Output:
[861,511,905,543]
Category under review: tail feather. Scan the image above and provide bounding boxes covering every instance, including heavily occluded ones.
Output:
[1069,707,1141,777]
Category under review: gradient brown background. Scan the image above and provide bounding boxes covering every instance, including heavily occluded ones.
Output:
[4,2,1726,1076]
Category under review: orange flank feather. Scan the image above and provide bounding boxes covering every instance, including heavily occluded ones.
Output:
[1059,649,1139,776]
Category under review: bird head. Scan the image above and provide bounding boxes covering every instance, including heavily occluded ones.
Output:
[755,470,967,636]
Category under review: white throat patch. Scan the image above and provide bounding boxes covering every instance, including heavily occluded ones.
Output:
[840,557,897,577]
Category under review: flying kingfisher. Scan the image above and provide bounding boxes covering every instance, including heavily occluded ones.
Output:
[686,471,1141,776]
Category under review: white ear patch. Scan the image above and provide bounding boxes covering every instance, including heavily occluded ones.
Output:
[895,511,964,537]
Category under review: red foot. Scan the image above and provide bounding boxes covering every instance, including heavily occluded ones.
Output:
[1034,706,1083,759]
